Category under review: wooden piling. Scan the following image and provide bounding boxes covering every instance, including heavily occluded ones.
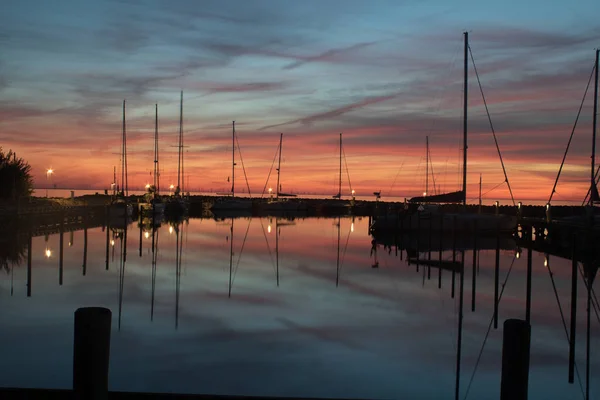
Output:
[500,319,531,400]
[73,307,112,400]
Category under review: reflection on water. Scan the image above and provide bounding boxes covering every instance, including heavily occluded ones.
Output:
[0,215,598,399]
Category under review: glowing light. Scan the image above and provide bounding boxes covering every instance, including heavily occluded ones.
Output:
[268,187,273,194]
[170,184,175,190]
[352,189,355,195]
[351,222,354,233]
[546,203,550,211]
[144,231,150,239]
[423,192,427,196]
[169,226,174,234]
[516,249,521,259]
[518,202,522,209]
[544,256,548,268]
[145,184,151,189]
[110,239,115,246]
[46,168,53,176]
[268,225,272,233]
[495,201,499,207]
[45,248,52,258]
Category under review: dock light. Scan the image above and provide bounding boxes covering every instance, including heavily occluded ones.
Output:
[351,222,354,233]
[268,224,272,233]
[144,231,150,239]
[269,187,272,194]
[515,248,521,259]
[45,248,52,258]
[544,255,548,268]
[423,192,427,196]
[352,190,355,195]
[518,202,522,209]
[170,184,175,189]
[110,239,115,247]
[495,201,500,216]
[169,226,174,235]
[545,203,551,223]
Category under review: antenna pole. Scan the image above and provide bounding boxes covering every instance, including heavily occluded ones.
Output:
[462,31,469,207]
[339,133,342,197]
[232,121,235,197]
[591,49,599,205]
[276,133,283,200]
[426,136,429,196]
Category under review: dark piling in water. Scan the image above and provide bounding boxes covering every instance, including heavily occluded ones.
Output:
[73,307,112,400]
[471,219,477,312]
[568,233,577,384]
[500,318,531,400]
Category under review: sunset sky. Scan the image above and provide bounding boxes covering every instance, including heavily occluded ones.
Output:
[1,0,599,203]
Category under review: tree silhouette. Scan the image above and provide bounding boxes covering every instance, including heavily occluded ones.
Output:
[0,148,33,200]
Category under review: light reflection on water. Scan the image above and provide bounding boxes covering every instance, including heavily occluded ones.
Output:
[0,216,598,399]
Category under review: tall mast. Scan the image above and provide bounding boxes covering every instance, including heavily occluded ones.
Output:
[276,133,283,200]
[426,136,429,196]
[178,91,183,193]
[338,133,342,198]
[154,104,159,195]
[462,31,469,207]
[122,100,128,197]
[591,49,599,205]
[232,121,235,197]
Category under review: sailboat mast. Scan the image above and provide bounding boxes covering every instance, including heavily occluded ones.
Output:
[232,121,235,197]
[591,49,599,205]
[462,31,469,207]
[426,136,429,196]
[339,133,342,198]
[178,91,183,193]
[154,104,159,195]
[276,133,283,200]
[122,100,126,196]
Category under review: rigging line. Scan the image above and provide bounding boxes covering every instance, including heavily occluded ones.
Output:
[468,45,515,206]
[578,263,600,324]
[581,163,600,206]
[339,220,353,272]
[545,261,587,400]
[549,62,596,204]
[429,147,438,195]
[342,147,353,194]
[387,161,405,197]
[259,218,277,273]
[463,255,519,400]
[231,217,252,285]
[235,134,252,197]
[260,143,280,198]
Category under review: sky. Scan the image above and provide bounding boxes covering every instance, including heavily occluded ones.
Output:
[1,0,599,203]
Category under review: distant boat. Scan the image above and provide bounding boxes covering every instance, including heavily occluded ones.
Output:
[140,104,165,217]
[210,121,253,211]
[165,91,190,216]
[109,100,133,219]
[371,33,516,233]
[262,133,306,212]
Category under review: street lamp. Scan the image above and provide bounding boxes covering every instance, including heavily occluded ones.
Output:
[46,168,54,197]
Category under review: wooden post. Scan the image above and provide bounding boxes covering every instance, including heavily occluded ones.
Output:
[472,219,477,312]
[451,215,457,298]
[494,224,500,329]
[500,319,531,400]
[59,222,64,285]
[568,234,577,384]
[526,245,532,324]
[27,231,32,298]
[438,214,443,289]
[73,307,112,400]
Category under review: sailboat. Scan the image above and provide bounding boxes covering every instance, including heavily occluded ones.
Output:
[140,104,166,216]
[261,133,305,212]
[165,91,190,216]
[109,100,133,219]
[211,121,253,212]
[323,133,354,214]
[371,34,516,233]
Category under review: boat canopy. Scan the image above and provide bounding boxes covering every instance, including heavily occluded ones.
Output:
[408,189,465,204]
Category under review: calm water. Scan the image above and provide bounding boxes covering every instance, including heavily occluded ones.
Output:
[0,216,598,399]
